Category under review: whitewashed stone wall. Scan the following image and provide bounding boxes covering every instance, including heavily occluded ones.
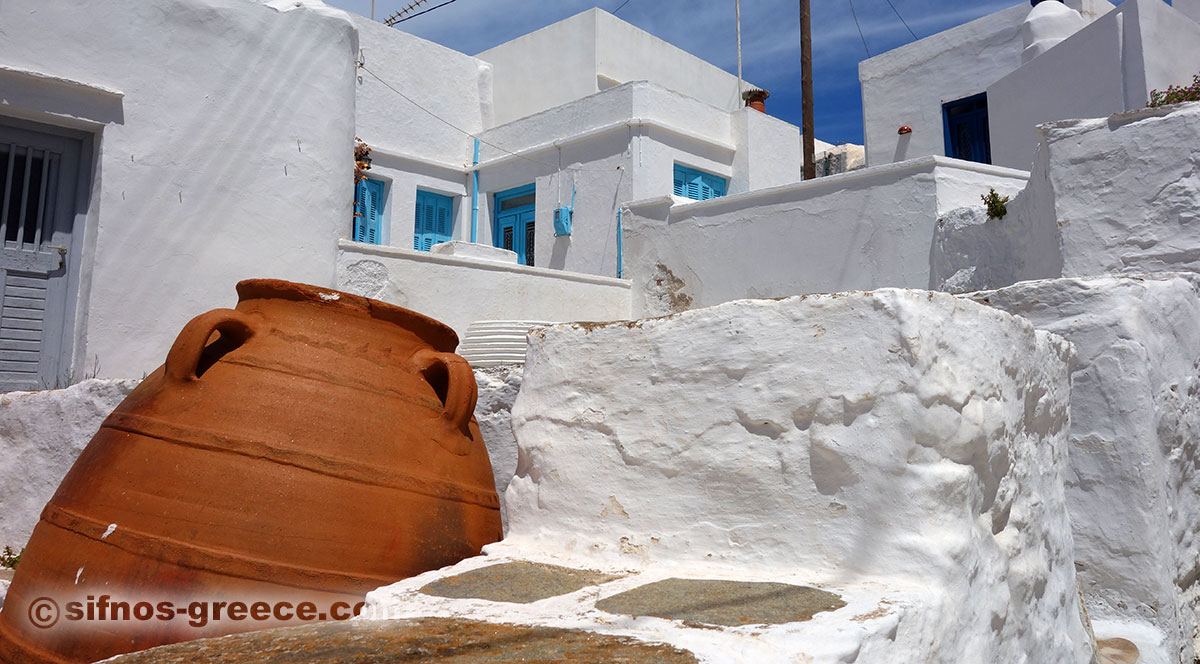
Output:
[1041,103,1200,278]
[483,291,1092,662]
[0,379,139,549]
[970,274,1200,663]
[929,192,1061,292]
[623,157,1028,316]
[473,366,523,531]
[933,101,1200,292]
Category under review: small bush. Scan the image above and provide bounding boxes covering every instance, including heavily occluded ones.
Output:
[1148,74,1200,108]
[982,188,1010,220]
[1,546,22,569]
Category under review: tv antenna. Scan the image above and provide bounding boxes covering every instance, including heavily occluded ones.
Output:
[383,0,429,26]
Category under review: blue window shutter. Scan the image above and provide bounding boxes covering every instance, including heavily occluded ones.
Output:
[355,179,384,244]
[434,196,452,244]
[364,179,384,244]
[673,164,726,201]
[413,195,423,250]
[415,191,454,252]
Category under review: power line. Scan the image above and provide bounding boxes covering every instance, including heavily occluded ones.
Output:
[612,0,633,15]
[883,0,919,41]
[393,0,459,24]
[847,0,871,57]
[359,65,616,173]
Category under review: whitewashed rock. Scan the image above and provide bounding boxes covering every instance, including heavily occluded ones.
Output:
[1036,102,1200,278]
[930,203,1047,292]
[970,274,1200,664]
[473,365,523,531]
[932,103,1200,291]
[0,379,140,549]
[368,290,1094,663]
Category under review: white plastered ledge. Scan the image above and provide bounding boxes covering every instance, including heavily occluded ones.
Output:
[0,65,124,128]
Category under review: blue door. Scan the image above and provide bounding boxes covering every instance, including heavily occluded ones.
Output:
[943,93,991,164]
[494,184,535,266]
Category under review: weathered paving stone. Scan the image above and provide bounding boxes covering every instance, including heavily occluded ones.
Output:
[1095,638,1140,664]
[106,617,698,663]
[420,562,624,604]
[595,578,846,626]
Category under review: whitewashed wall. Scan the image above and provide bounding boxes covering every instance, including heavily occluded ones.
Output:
[970,274,1200,664]
[1035,102,1200,278]
[493,292,1091,662]
[859,5,1029,167]
[352,14,491,165]
[0,0,357,379]
[478,8,750,127]
[732,109,822,194]
[1179,0,1200,23]
[1139,0,1200,101]
[622,156,1028,317]
[932,99,1200,294]
[859,0,1115,168]
[336,240,631,340]
[350,14,491,250]
[988,0,1200,170]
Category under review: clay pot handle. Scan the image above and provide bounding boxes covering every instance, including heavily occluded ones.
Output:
[414,349,478,455]
[166,309,257,383]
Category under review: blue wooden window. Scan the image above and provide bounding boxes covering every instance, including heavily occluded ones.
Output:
[943,93,991,165]
[493,184,535,266]
[673,164,726,201]
[414,190,454,251]
[354,179,385,245]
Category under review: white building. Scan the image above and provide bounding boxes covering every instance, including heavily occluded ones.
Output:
[860,0,1200,170]
[0,1,828,385]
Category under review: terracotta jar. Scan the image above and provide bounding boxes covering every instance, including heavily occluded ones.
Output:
[0,279,502,664]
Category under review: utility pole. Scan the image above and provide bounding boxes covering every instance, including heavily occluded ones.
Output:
[735,0,743,100]
[800,0,815,180]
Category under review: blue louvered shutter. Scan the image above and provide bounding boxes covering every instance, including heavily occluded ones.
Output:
[354,179,384,244]
[415,191,454,251]
[673,164,726,201]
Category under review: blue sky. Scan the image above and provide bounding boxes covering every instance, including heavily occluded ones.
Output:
[322,0,1119,145]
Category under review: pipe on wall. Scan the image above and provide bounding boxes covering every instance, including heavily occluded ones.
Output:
[617,207,623,279]
[471,137,480,243]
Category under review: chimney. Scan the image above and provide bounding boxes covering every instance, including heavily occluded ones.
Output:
[742,88,770,113]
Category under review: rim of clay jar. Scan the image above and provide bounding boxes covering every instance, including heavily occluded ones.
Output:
[235,279,459,352]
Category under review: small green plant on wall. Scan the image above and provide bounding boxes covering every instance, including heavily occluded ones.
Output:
[982,188,1010,220]
[1,546,22,569]
[1148,74,1200,108]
